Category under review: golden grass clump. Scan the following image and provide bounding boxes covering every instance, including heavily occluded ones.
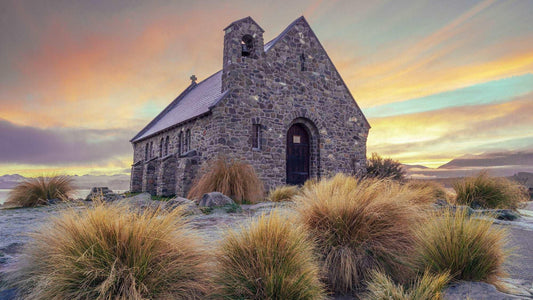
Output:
[188,157,265,204]
[364,270,450,300]
[268,185,299,202]
[215,211,326,299]
[7,203,211,299]
[403,180,448,205]
[295,174,422,295]
[413,208,508,285]
[453,171,528,210]
[5,175,74,207]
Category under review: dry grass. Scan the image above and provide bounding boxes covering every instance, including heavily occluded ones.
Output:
[188,157,265,204]
[268,185,299,202]
[294,174,423,295]
[7,202,211,299]
[214,211,325,299]
[365,152,406,181]
[4,175,74,207]
[453,171,528,210]
[413,208,508,285]
[364,269,450,300]
[403,180,448,205]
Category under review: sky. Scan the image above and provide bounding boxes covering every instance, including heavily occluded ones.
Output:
[0,0,532,177]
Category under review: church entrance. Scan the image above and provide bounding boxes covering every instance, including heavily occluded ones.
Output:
[286,124,310,185]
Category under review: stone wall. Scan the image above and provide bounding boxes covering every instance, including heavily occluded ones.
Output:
[156,154,177,197]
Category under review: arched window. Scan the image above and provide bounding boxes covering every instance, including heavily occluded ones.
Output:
[241,35,254,57]
[159,138,163,157]
[178,132,183,155]
[300,52,306,71]
[149,142,153,159]
[252,124,261,150]
[145,143,148,161]
[186,129,191,153]
[165,136,169,156]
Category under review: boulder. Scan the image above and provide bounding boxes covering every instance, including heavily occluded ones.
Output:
[164,197,201,215]
[121,193,161,210]
[444,281,522,299]
[474,209,521,221]
[85,187,124,202]
[198,192,235,207]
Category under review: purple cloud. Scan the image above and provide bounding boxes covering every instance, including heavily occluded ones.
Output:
[0,119,132,164]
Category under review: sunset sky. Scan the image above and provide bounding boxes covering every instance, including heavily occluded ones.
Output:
[1,0,532,177]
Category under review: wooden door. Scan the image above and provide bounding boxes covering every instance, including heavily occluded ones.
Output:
[286,124,310,185]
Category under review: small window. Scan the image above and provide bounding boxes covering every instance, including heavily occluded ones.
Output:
[178,132,183,155]
[144,144,148,161]
[300,53,306,71]
[252,124,261,150]
[159,138,163,157]
[186,129,191,152]
[241,35,254,57]
[164,136,169,156]
[149,142,153,158]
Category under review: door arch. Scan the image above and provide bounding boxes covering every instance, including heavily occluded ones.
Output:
[286,124,310,185]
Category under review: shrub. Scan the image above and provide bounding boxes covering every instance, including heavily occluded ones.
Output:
[413,208,507,284]
[364,269,450,300]
[268,185,299,202]
[188,157,265,204]
[403,180,448,205]
[7,203,210,299]
[453,171,528,210]
[365,153,406,181]
[5,175,74,207]
[215,211,325,299]
[295,174,422,295]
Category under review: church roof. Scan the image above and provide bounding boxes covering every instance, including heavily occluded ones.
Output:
[131,16,368,143]
[130,71,227,142]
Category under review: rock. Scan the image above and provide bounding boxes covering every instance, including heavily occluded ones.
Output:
[476,209,520,221]
[47,198,61,205]
[164,197,201,215]
[198,192,235,208]
[121,193,161,210]
[0,288,17,300]
[85,187,124,202]
[444,281,522,299]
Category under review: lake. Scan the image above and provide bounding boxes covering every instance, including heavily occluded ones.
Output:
[0,189,125,205]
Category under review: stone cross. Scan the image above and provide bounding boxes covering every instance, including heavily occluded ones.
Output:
[190,75,197,84]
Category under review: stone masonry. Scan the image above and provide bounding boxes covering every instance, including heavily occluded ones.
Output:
[130,16,370,197]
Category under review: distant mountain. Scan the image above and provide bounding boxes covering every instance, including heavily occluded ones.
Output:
[438,151,533,169]
[0,174,130,191]
[402,164,429,170]
[0,174,26,189]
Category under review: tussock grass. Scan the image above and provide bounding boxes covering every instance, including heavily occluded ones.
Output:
[295,174,422,294]
[453,171,528,210]
[7,202,210,299]
[403,180,448,205]
[364,269,450,300]
[188,157,264,204]
[215,211,325,299]
[365,152,406,181]
[413,208,508,285]
[268,185,299,202]
[5,175,74,207]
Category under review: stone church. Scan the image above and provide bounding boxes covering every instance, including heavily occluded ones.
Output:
[130,16,370,197]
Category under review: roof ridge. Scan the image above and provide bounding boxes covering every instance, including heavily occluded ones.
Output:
[130,77,201,142]
[264,16,306,52]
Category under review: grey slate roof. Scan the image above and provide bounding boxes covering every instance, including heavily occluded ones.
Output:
[131,71,226,142]
[131,16,369,143]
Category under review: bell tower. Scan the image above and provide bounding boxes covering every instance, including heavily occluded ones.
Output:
[222,16,264,92]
